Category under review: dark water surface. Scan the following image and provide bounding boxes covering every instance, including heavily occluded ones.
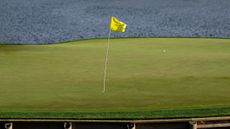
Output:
[0,0,230,44]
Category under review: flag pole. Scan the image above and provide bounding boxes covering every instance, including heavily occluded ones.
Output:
[102,18,112,93]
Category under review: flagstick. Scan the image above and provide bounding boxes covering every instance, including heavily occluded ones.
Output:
[102,28,111,93]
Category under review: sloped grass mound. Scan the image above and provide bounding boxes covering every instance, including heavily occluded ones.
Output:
[0,38,230,119]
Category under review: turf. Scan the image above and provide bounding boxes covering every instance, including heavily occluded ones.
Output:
[0,38,230,119]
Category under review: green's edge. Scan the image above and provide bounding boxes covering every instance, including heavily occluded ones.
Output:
[0,36,230,45]
[1,106,230,119]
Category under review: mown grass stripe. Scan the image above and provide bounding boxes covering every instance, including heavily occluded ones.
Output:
[1,107,230,119]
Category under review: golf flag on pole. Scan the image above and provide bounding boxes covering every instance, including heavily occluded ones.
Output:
[110,16,127,32]
[103,16,127,93]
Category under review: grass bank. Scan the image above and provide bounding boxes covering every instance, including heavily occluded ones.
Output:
[0,38,230,119]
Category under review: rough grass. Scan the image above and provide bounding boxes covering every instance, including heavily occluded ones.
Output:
[0,38,230,119]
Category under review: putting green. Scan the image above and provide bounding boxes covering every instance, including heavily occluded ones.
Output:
[0,38,230,119]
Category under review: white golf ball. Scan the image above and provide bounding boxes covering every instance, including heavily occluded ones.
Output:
[163,49,166,53]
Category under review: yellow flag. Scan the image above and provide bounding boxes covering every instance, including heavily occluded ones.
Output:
[110,16,127,32]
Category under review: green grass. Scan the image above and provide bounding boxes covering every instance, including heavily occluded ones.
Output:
[1,38,230,119]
